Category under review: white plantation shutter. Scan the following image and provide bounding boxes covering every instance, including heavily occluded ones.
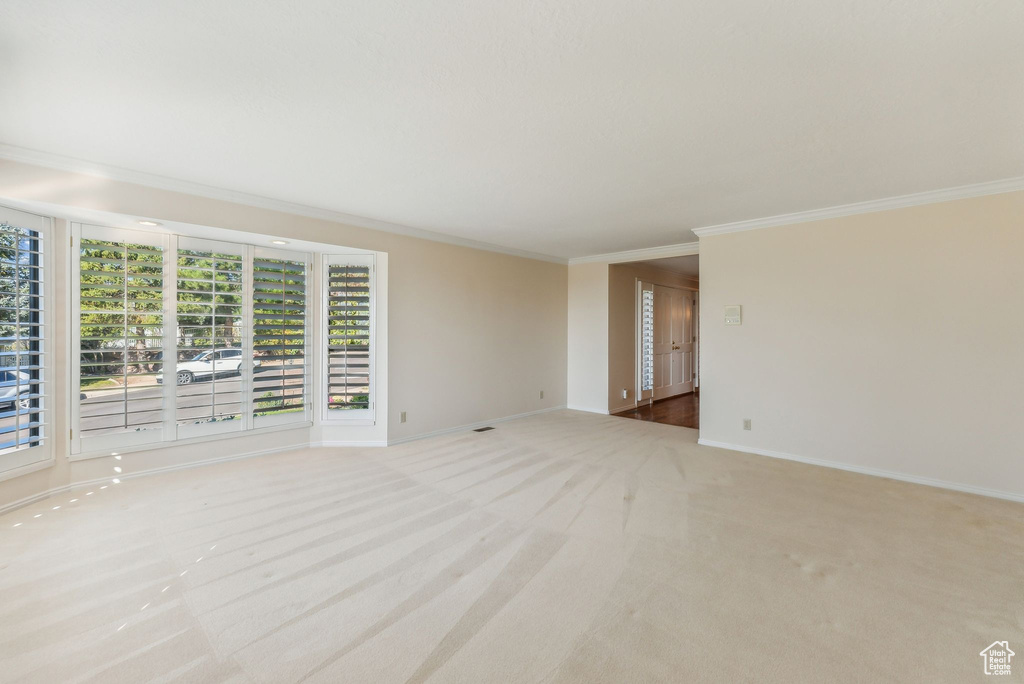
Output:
[638,281,654,401]
[641,289,654,391]
[174,238,247,437]
[76,226,167,449]
[324,256,373,419]
[0,206,49,471]
[252,250,310,425]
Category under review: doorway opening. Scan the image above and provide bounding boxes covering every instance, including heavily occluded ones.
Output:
[608,255,699,429]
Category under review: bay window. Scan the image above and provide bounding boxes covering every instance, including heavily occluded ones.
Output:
[72,225,316,455]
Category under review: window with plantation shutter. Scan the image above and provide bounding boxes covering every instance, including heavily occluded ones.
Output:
[641,288,654,392]
[174,239,246,436]
[71,222,369,455]
[637,280,655,403]
[252,251,309,424]
[324,256,373,418]
[76,227,166,448]
[0,206,49,470]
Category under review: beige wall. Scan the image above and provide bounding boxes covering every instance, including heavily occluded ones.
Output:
[567,263,609,413]
[384,237,567,437]
[607,263,698,414]
[0,160,568,509]
[699,190,1024,499]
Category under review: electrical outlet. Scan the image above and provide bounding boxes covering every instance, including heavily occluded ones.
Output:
[622,389,628,399]
[540,390,544,399]
[743,418,751,431]
[400,411,407,423]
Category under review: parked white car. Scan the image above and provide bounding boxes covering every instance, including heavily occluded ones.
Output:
[0,370,32,411]
[156,349,261,385]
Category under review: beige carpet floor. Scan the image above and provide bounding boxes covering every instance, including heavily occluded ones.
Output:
[0,410,1021,683]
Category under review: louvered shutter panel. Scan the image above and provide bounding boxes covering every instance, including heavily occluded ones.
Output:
[641,288,655,392]
[252,252,309,422]
[0,213,46,459]
[325,261,372,414]
[78,231,165,442]
[175,241,246,434]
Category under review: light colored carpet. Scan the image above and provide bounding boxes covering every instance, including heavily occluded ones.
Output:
[0,410,1021,683]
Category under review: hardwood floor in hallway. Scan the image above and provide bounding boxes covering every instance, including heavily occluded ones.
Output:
[613,391,699,428]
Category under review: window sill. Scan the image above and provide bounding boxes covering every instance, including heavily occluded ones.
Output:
[69,421,313,462]
[0,455,56,483]
[319,418,376,426]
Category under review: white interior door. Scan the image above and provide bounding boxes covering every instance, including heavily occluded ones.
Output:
[692,291,699,390]
[678,291,695,395]
[653,285,694,400]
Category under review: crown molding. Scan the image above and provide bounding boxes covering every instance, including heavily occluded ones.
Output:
[692,175,1024,238]
[7,144,1021,261]
[568,240,699,265]
[0,143,568,264]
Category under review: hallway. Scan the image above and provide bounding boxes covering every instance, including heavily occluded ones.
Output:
[613,391,699,429]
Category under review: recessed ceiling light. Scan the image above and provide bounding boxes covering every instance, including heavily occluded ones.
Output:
[271,239,288,245]
[138,220,161,227]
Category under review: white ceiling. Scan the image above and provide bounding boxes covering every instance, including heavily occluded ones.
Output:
[1,1,1022,260]
[633,256,699,278]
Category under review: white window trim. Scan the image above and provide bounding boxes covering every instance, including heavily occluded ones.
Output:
[0,205,54,476]
[70,223,317,458]
[320,253,376,425]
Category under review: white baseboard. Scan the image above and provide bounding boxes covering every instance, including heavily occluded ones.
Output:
[310,440,388,448]
[0,483,81,517]
[696,438,1024,504]
[387,406,567,446]
[566,405,610,415]
[0,442,309,516]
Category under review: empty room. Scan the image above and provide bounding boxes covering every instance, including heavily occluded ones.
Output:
[1,2,1022,683]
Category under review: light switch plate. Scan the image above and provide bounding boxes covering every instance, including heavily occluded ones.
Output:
[725,305,742,325]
